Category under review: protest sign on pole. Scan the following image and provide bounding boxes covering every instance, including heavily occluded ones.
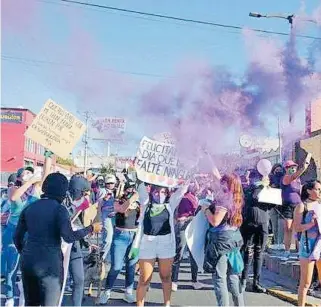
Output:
[92,117,126,143]
[25,99,86,159]
[135,136,191,187]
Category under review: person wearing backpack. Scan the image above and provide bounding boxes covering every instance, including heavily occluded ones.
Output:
[293,180,321,307]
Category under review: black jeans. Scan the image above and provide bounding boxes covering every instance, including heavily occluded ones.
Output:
[241,223,268,284]
[172,219,198,283]
[21,250,63,306]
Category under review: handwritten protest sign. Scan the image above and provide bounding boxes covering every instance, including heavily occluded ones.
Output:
[25,99,86,158]
[135,136,191,187]
[92,117,126,143]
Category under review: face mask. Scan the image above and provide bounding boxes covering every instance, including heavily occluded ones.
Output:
[288,168,296,175]
[22,173,33,182]
[159,194,166,204]
[206,195,213,201]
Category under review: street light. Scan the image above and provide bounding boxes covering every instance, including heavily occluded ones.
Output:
[249,12,317,124]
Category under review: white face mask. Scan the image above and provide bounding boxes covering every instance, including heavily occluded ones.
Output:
[206,194,213,201]
[22,173,33,182]
[159,194,166,204]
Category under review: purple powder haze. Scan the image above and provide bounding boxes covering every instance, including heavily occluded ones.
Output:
[3,1,321,173]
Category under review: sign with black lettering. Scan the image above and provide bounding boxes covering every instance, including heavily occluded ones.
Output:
[24,99,86,158]
[0,111,23,123]
[135,136,191,187]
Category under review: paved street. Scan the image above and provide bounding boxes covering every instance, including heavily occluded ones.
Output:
[62,262,293,306]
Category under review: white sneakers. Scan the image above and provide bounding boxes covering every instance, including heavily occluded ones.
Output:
[99,290,136,304]
[5,298,14,307]
[123,292,136,304]
[172,281,206,292]
[172,282,178,292]
[99,290,111,304]
[192,282,206,290]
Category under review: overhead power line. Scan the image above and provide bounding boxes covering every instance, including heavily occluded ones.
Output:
[1,55,168,78]
[57,0,321,40]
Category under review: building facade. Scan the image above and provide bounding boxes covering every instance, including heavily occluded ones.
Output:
[1,107,55,174]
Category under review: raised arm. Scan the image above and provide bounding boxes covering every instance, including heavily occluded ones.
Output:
[170,183,189,211]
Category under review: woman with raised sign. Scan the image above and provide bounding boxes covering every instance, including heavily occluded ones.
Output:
[129,181,188,307]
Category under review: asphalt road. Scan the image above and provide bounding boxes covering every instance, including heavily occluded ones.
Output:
[62,262,293,306]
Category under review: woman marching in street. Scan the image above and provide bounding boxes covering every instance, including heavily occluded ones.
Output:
[99,180,141,304]
[201,173,244,307]
[2,151,52,307]
[14,172,102,306]
[130,181,188,307]
[171,181,205,292]
[281,155,311,259]
[293,180,321,307]
[241,167,276,293]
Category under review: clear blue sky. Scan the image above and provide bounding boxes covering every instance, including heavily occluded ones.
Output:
[2,0,320,156]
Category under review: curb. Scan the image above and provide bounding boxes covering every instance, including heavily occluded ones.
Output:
[267,288,319,307]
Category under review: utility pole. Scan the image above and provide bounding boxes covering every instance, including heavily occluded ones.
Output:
[83,111,90,174]
[278,116,282,163]
[249,12,317,124]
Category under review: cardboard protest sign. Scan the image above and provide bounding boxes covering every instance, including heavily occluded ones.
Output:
[25,99,86,158]
[92,117,126,143]
[135,136,191,187]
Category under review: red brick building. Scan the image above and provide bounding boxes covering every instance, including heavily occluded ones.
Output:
[0,107,56,174]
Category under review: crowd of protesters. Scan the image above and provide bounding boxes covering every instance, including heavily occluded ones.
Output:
[1,150,320,307]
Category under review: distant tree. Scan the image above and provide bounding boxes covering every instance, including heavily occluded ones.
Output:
[56,157,75,166]
[100,163,115,175]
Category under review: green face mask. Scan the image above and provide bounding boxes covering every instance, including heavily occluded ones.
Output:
[288,167,296,175]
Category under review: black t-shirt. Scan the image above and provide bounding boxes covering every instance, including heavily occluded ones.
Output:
[115,195,140,229]
[143,203,171,236]
[243,184,275,226]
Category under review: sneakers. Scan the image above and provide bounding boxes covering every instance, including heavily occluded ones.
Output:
[192,282,205,290]
[99,290,111,304]
[5,298,14,307]
[172,282,178,292]
[124,293,136,304]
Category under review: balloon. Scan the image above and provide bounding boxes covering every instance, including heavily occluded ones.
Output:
[257,159,272,176]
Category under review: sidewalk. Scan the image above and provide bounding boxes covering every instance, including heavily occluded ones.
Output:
[262,249,321,306]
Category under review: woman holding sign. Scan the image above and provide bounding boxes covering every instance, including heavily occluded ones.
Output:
[293,180,321,307]
[241,161,277,294]
[130,182,188,307]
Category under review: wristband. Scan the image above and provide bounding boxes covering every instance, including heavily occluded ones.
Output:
[44,150,54,158]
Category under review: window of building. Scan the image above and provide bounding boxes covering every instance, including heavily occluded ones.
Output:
[24,160,34,167]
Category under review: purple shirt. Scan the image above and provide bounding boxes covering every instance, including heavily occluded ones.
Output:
[176,193,198,219]
[281,178,301,205]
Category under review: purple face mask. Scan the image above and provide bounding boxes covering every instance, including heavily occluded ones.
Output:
[151,188,167,204]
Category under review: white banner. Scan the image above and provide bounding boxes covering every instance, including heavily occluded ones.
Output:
[92,117,126,142]
[135,136,191,187]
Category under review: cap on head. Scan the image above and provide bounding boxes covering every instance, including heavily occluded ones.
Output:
[284,160,298,169]
[8,173,17,185]
[105,175,116,184]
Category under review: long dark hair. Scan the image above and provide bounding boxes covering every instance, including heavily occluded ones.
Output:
[301,180,321,202]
